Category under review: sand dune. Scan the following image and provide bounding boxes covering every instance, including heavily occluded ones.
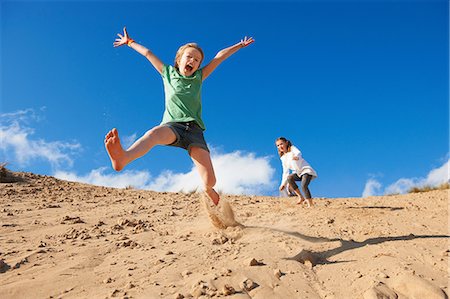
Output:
[0,170,448,298]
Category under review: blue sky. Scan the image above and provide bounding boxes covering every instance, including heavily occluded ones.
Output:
[1,0,448,198]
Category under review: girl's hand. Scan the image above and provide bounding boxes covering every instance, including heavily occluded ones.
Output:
[113,27,131,47]
[240,36,255,48]
[292,156,299,161]
[279,185,285,191]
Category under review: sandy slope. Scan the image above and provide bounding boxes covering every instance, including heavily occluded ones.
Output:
[0,171,448,299]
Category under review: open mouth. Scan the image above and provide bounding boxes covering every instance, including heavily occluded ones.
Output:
[185,64,193,72]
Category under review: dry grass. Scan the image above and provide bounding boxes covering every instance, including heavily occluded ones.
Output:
[408,182,450,193]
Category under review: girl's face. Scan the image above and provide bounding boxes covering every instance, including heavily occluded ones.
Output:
[178,47,203,76]
[276,139,288,153]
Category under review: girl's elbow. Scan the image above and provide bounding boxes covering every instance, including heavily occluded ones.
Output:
[144,50,152,59]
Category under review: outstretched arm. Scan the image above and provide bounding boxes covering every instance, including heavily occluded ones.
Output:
[202,36,254,81]
[114,27,164,75]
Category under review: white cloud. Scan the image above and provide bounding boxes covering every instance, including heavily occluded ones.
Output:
[362,159,449,197]
[54,149,276,195]
[0,109,81,168]
[362,178,382,197]
[147,150,276,195]
[54,168,152,189]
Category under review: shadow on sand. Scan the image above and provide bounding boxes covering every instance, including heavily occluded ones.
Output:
[245,225,449,265]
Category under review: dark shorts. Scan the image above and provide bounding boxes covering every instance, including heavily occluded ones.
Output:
[161,121,209,153]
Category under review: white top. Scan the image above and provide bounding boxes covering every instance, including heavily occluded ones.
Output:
[280,145,317,188]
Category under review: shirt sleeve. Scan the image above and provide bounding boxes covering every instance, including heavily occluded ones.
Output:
[290,145,302,158]
[280,156,290,187]
[161,64,170,78]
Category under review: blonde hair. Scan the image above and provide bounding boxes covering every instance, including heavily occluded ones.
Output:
[174,43,204,70]
[276,137,292,157]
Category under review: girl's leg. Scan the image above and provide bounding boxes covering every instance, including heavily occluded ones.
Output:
[189,146,220,205]
[105,126,176,171]
[287,174,306,204]
[300,174,313,207]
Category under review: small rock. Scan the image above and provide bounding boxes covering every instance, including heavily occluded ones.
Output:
[220,268,232,276]
[240,278,258,291]
[377,272,390,279]
[125,282,135,289]
[174,293,184,299]
[274,269,283,279]
[212,236,228,245]
[0,259,11,273]
[182,270,192,277]
[304,260,314,269]
[221,284,236,295]
[246,258,263,266]
[111,289,120,297]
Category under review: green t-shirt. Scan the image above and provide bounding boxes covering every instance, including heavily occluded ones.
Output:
[160,64,205,130]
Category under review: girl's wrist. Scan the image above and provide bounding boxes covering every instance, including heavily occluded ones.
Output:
[127,39,135,47]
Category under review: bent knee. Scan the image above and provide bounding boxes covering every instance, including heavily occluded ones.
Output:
[287,174,296,184]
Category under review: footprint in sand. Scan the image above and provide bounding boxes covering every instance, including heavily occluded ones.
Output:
[201,194,242,229]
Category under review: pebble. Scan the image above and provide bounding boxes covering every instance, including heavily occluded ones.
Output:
[240,278,258,291]
[221,284,236,295]
[246,258,263,266]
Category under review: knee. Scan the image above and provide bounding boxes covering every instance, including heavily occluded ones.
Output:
[287,174,295,184]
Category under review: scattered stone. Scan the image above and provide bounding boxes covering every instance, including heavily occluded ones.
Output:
[125,282,135,289]
[116,239,139,249]
[240,278,258,292]
[221,284,236,295]
[220,268,232,277]
[174,293,184,299]
[13,258,28,269]
[61,228,91,240]
[274,268,283,279]
[103,277,113,284]
[60,215,84,224]
[212,235,228,245]
[377,272,390,279]
[304,260,314,270]
[182,270,192,277]
[95,220,106,227]
[190,280,207,297]
[291,249,321,267]
[246,258,264,266]
[111,289,120,297]
[0,259,11,273]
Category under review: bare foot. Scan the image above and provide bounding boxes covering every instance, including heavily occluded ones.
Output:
[205,188,220,206]
[296,196,306,205]
[104,128,127,171]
